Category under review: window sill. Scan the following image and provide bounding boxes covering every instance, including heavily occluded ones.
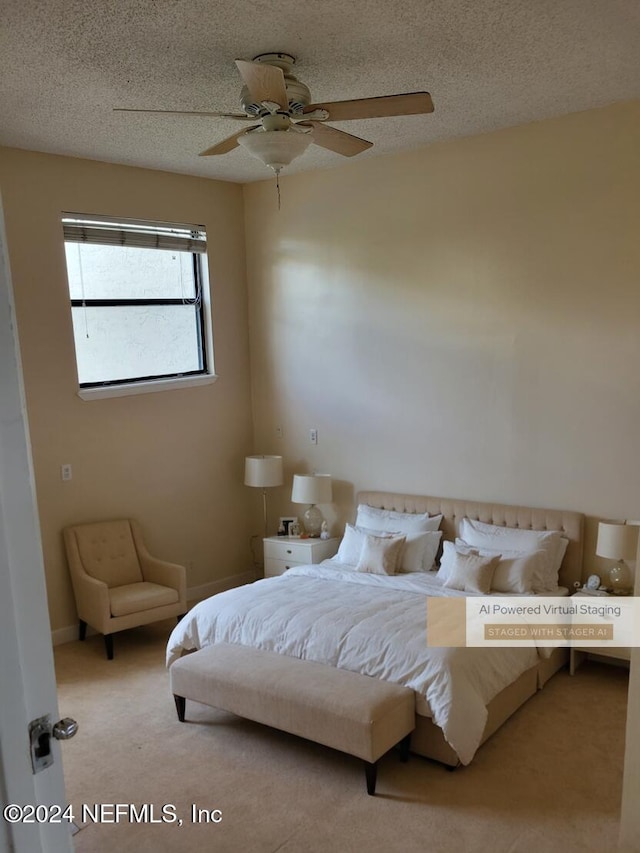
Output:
[77,373,218,401]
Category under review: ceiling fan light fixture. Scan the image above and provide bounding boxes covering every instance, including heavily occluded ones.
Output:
[237,129,312,174]
[115,51,435,178]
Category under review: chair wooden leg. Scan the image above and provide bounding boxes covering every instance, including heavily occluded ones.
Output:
[399,733,411,763]
[365,761,377,795]
[104,634,114,660]
[174,695,186,722]
[78,620,87,641]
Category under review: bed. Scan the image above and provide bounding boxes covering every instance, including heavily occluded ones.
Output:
[167,491,584,766]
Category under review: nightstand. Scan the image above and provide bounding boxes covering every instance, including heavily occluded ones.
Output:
[569,590,631,675]
[263,536,339,578]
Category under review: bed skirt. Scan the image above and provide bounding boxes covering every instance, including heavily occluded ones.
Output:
[411,664,539,766]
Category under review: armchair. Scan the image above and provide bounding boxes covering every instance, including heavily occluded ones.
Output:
[63,519,187,659]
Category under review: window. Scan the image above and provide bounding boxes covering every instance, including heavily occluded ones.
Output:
[62,214,214,397]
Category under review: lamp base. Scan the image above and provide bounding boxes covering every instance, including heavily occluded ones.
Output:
[608,561,633,595]
[302,505,323,538]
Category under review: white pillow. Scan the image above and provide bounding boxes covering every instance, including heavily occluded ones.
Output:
[438,540,470,583]
[453,538,542,594]
[404,530,442,572]
[356,533,406,575]
[555,537,570,581]
[355,504,443,534]
[459,518,565,592]
[442,550,501,595]
[336,523,383,565]
[389,529,442,572]
[337,524,441,572]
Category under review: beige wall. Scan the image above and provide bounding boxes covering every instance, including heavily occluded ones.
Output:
[0,148,255,633]
[2,102,638,632]
[243,101,640,575]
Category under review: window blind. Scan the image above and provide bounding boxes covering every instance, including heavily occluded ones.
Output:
[62,214,207,254]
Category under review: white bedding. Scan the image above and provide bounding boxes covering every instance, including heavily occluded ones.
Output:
[166,560,552,764]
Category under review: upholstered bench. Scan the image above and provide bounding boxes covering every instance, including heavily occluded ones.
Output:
[169,643,415,795]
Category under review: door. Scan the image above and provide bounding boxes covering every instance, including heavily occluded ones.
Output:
[619,553,640,851]
[0,199,73,853]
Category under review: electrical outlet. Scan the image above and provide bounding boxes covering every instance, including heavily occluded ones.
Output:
[61,464,72,481]
[310,428,318,445]
[275,425,284,438]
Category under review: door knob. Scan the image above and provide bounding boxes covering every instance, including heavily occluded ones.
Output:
[52,717,79,740]
[29,714,79,773]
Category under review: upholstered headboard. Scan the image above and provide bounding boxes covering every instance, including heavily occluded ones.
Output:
[356,491,584,591]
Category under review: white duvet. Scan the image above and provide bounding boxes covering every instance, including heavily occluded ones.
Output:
[166,561,539,765]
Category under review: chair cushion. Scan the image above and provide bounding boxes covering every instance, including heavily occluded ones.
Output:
[74,520,144,588]
[109,582,179,617]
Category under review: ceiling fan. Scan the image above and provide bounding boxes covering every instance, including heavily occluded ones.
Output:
[115,52,434,176]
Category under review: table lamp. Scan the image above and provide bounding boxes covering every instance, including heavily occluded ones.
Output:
[596,521,639,595]
[291,474,332,537]
[244,455,283,537]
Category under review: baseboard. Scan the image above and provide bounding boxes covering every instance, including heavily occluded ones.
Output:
[52,624,86,646]
[51,569,258,647]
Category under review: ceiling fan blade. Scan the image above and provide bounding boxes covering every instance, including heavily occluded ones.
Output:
[303,122,373,157]
[114,108,252,120]
[235,59,288,111]
[304,92,434,122]
[199,127,259,156]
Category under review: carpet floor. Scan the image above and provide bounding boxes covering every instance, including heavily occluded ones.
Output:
[54,621,629,853]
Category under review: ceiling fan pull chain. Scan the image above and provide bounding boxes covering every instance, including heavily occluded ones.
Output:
[276,172,281,211]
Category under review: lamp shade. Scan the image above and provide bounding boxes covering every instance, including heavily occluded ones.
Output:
[244,455,283,488]
[596,522,639,561]
[291,474,332,505]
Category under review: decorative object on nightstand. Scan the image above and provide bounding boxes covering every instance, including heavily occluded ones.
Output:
[291,473,332,537]
[320,520,330,540]
[289,520,301,538]
[244,455,283,538]
[278,516,297,536]
[595,521,639,595]
[263,535,340,577]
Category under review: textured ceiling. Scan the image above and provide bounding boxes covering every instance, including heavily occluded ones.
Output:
[1,0,638,184]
